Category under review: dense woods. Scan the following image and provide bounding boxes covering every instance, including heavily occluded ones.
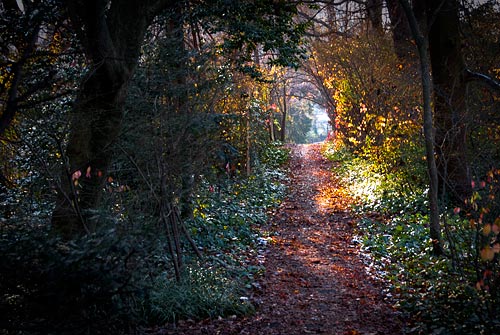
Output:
[1,0,499,334]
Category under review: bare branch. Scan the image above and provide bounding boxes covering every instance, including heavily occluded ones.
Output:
[465,69,500,92]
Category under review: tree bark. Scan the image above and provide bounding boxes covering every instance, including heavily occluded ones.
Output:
[0,26,40,137]
[52,0,172,237]
[399,0,443,255]
[385,0,412,59]
[366,0,383,33]
[280,81,288,142]
[426,0,471,204]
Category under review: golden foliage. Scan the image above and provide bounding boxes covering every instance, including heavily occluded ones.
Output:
[310,32,423,171]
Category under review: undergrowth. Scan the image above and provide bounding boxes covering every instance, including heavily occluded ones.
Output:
[148,264,254,324]
[323,141,500,335]
[146,154,289,324]
[0,144,290,333]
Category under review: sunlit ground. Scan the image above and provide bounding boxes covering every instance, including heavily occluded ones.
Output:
[258,144,396,333]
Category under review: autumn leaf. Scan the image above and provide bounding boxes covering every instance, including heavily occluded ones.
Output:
[71,170,81,181]
[492,224,500,235]
[492,243,500,254]
[470,219,476,229]
[476,280,484,290]
[480,246,495,261]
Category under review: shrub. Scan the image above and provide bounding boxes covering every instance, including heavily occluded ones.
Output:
[0,226,156,334]
[331,146,500,335]
[147,264,254,324]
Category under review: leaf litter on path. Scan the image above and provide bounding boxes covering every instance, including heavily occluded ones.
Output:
[159,143,403,335]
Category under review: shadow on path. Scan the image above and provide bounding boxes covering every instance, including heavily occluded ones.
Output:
[165,143,403,335]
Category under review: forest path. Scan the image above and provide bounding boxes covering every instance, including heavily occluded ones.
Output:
[167,143,403,334]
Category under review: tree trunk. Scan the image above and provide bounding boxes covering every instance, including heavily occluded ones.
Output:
[0,25,40,137]
[246,107,252,176]
[280,82,287,142]
[399,0,443,255]
[52,0,171,237]
[426,0,471,204]
[366,0,383,33]
[386,0,412,59]
[52,63,133,235]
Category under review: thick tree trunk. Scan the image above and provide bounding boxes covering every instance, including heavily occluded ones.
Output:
[426,0,471,204]
[386,0,412,59]
[52,0,171,236]
[51,63,133,235]
[366,0,383,33]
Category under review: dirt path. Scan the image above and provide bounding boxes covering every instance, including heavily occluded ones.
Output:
[165,143,403,334]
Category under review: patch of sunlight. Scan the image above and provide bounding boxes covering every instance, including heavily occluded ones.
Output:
[314,180,355,213]
[346,172,383,203]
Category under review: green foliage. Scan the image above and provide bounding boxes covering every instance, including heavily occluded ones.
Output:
[0,150,288,332]
[0,226,158,334]
[312,32,424,176]
[0,9,295,329]
[148,264,254,324]
[359,213,500,335]
[323,140,427,205]
[192,0,308,70]
[143,148,288,324]
[190,161,288,254]
[260,141,291,169]
[329,145,500,335]
[1,123,289,332]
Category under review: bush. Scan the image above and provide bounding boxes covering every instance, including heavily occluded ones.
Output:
[260,141,291,169]
[0,226,155,334]
[147,265,254,324]
[0,139,289,334]
[330,146,500,335]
